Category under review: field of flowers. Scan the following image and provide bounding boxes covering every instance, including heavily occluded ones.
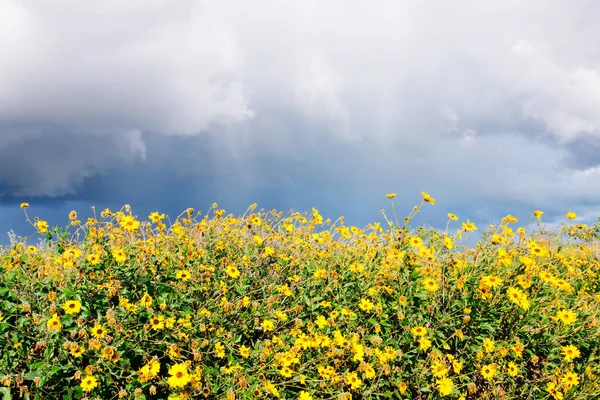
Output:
[1,193,599,400]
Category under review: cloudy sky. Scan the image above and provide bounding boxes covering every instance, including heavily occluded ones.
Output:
[2,0,600,243]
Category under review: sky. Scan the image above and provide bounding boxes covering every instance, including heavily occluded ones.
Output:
[2,0,600,244]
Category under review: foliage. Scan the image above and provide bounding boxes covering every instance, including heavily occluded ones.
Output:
[1,196,599,399]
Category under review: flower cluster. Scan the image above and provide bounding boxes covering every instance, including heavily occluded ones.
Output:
[0,195,599,399]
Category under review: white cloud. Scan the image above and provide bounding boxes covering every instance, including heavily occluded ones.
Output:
[1,0,600,209]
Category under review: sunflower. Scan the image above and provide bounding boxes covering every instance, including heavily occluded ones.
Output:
[149,315,165,330]
[63,300,82,315]
[80,375,98,392]
[560,372,579,389]
[507,362,518,377]
[167,363,191,388]
[561,345,580,362]
[411,326,427,337]
[47,313,62,332]
[481,364,497,380]
[176,269,191,281]
[422,277,439,292]
[140,293,153,308]
[225,265,240,279]
[70,345,84,358]
[346,371,362,390]
[556,309,577,325]
[239,345,251,359]
[90,324,107,339]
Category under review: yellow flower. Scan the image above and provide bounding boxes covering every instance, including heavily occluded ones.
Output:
[47,313,62,332]
[566,211,577,220]
[140,293,153,308]
[275,310,288,321]
[418,337,432,351]
[422,277,439,292]
[176,269,191,281]
[481,275,503,288]
[215,341,226,358]
[533,210,544,221]
[20,202,29,208]
[148,359,160,376]
[80,375,98,392]
[452,360,463,374]
[253,235,264,246]
[313,268,328,279]
[483,338,495,353]
[408,236,423,248]
[87,253,101,265]
[262,319,275,332]
[431,360,449,378]
[101,346,120,362]
[239,345,251,359]
[386,193,397,199]
[263,381,280,397]
[36,220,49,233]
[351,341,364,361]
[226,265,241,279]
[546,381,564,400]
[555,309,577,325]
[506,287,529,310]
[149,315,165,330]
[242,296,251,307]
[63,300,82,315]
[398,382,407,394]
[90,324,107,339]
[363,363,375,379]
[560,371,579,389]
[462,220,477,231]
[138,358,161,382]
[447,213,458,221]
[167,363,191,388]
[481,364,496,380]
[358,298,374,311]
[411,326,427,337]
[421,192,436,205]
[119,215,140,232]
[148,212,165,223]
[443,236,454,249]
[561,345,580,362]
[345,371,362,390]
[112,248,127,264]
[507,361,518,377]
[298,391,313,400]
[501,214,518,224]
[315,315,328,329]
[70,345,84,358]
[436,377,454,396]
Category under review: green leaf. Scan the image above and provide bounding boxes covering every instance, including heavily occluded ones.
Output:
[0,387,11,400]
[62,288,75,299]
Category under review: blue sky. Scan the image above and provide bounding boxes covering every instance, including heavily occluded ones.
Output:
[1,0,600,244]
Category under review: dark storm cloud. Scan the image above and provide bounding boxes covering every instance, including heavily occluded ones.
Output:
[2,0,600,242]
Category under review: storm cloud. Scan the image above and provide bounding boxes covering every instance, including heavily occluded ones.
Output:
[2,0,600,239]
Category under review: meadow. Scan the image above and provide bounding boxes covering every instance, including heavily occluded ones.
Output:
[0,193,599,399]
